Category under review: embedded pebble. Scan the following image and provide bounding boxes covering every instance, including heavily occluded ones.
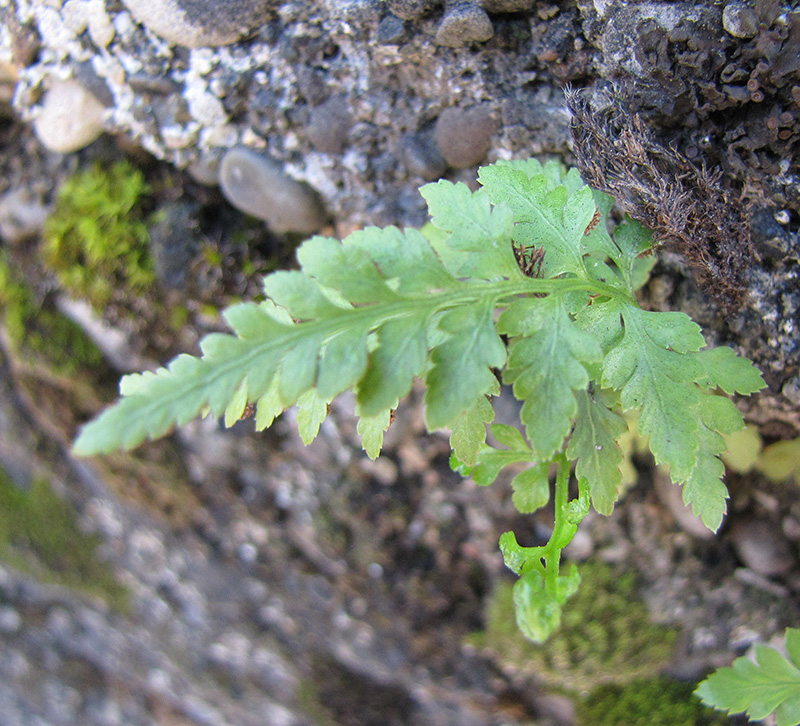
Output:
[219,147,327,233]
[722,3,760,39]
[33,79,106,153]
[307,96,353,155]
[333,0,384,23]
[435,1,494,47]
[120,0,274,48]
[376,14,408,45]
[434,104,496,168]
[730,517,795,576]
[400,132,447,180]
[387,0,437,20]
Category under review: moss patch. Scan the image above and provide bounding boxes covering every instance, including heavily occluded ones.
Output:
[42,160,155,307]
[473,561,677,693]
[577,677,732,726]
[0,468,128,610]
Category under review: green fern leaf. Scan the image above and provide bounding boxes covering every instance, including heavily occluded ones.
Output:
[696,629,800,726]
[566,389,627,515]
[478,163,596,278]
[424,299,507,430]
[419,180,518,279]
[449,392,496,467]
[469,424,538,488]
[499,294,601,459]
[356,407,391,460]
[601,300,706,475]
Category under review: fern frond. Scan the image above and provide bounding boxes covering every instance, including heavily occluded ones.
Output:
[74,157,767,648]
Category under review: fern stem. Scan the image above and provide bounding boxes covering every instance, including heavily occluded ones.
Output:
[543,453,570,594]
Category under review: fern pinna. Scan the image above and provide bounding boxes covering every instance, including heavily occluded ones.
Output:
[74,159,764,642]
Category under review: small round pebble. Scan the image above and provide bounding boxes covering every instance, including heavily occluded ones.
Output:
[33,79,106,153]
[219,147,327,234]
[722,3,759,39]
[434,104,496,168]
[435,1,494,47]
[307,96,353,155]
[120,0,275,48]
[730,517,795,577]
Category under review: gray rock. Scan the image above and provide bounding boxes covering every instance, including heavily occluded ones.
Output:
[722,3,759,39]
[187,153,222,186]
[782,376,800,407]
[148,202,200,290]
[331,0,384,24]
[401,132,447,180]
[307,96,353,155]
[120,0,275,48]
[0,606,22,634]
[482,0,537,11]
[731,517,796,576]
[434,104,496,168]
[219,147,327,233]
[33,79,105,153]
[387,0,438,21]
[375,14,408,45]
[0,188,50,244]
[436,1,494,47]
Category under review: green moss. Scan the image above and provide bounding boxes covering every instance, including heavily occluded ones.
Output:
[0,468,128,610]
[577,677,732,726]
[43,160,154,307]
[0,253,106,377]
[474,561,677,692]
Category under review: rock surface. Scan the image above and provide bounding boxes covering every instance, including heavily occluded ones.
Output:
[120,0,276,47]
[4,1,796,415]
[32,79,106,153]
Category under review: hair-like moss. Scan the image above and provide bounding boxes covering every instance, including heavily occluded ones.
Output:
[43,160,154,307]
[474,561,677,692]
[577,677,732,726]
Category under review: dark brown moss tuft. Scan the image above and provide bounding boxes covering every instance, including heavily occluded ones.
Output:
[565,87,755,316]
